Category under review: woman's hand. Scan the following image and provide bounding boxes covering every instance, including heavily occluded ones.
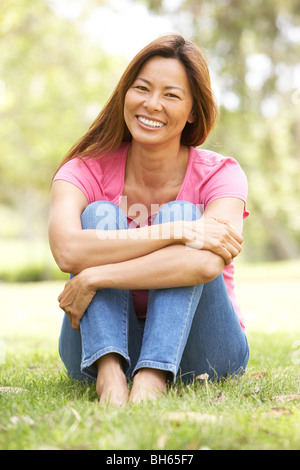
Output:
[58,270,96,331]
[179,216,243,266]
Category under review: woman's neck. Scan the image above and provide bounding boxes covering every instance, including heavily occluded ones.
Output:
[126,140,189,189]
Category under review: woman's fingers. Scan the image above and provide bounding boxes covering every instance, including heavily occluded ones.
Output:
[227,234,243,255]
[213,233,242,264]
[182,217,243,265]
[212,217,243,244]
[57,274,95,331]
[220,243,240,266]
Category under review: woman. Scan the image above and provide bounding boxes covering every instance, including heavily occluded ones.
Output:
[49,34,250,407]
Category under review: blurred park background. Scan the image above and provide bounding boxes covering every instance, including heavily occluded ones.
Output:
[0,0,300,282]
[1,3,300,451]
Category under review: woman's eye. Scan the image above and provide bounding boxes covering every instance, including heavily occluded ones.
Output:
[136,86,148,92]
[166,93,179,99]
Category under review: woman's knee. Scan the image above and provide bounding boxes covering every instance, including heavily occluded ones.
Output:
[153,200,203,225]
[81,201,128,230]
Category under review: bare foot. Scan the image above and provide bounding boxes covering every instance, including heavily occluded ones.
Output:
[129,368,168,404]
[96,353,129,407]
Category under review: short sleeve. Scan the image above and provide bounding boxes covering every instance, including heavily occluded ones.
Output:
[203,157,249,219]
[53,157,103,204]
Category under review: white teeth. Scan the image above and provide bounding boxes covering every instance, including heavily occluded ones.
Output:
[138,116,165,128]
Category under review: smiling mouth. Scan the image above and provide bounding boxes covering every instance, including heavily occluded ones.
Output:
[137,116,166,129]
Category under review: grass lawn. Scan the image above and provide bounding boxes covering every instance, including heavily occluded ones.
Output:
[0,260,300,450]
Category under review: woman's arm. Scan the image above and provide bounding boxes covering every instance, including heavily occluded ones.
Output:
[49,182,243,275]
[58,197,245,330]
[48,181,180,274]
[69,198,244,292]
[85,245,222,290]
[58,245,223,331]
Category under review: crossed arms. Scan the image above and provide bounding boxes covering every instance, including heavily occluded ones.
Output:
[49,181,244,330]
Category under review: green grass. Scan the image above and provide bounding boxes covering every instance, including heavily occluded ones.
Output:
[1,260,300,450]
[0,341,299,450]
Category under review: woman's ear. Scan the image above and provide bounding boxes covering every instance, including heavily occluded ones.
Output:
[187,110,195,124]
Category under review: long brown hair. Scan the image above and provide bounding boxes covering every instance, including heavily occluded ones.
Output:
[53,33,218,176]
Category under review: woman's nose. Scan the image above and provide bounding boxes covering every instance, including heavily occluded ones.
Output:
[144,93,163,112]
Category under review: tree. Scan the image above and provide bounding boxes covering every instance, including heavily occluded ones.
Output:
[0,0,122,236]
[136,0,300,260]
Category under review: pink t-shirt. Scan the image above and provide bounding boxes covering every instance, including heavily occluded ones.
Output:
[54,142,249,330]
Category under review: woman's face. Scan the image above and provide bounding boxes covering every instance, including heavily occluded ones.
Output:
[124,56,194,149]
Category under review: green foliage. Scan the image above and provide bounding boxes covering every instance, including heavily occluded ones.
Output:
[0,238,67,281]
[137,0,300,261]
[0,0,123,203]
[1,0,300,266]
[0,0,128,275]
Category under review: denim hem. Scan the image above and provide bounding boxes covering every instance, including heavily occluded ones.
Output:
[81,346,131,380]
[132,360,177,384]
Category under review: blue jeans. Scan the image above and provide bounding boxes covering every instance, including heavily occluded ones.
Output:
[59,201,249,384]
